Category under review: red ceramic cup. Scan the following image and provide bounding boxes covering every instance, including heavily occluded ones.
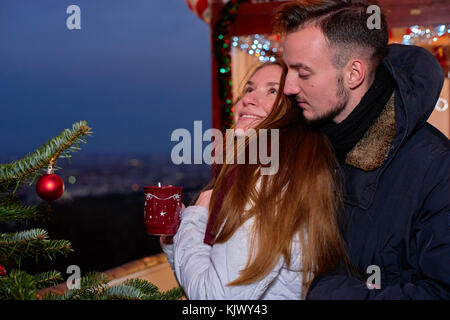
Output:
[144,185,183,235]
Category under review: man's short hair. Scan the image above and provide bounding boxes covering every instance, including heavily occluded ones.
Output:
[274,0,389,71]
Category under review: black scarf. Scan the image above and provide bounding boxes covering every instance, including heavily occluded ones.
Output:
[320,63,396,162]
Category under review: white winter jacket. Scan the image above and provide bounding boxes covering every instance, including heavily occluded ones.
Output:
[161,205,304,300]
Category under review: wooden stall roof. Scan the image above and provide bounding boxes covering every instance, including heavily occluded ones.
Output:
[211,0,450,36]
[209,0,450,130]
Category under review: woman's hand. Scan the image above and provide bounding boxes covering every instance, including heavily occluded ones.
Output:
[195,189,213,208]
[160,235,174,245]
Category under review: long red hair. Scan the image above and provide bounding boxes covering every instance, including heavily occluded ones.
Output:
[205,59,350,296]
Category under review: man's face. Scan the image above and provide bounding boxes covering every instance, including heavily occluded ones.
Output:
[283,26,350,124]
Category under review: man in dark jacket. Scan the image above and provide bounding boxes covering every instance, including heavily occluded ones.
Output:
[276,1,450,299]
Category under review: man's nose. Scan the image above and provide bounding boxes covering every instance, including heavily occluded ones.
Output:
[283,72,300,96]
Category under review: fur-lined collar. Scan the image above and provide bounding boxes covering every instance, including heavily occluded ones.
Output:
[345,93,396,171]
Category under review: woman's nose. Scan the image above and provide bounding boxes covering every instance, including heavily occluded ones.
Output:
[242,91,257,107]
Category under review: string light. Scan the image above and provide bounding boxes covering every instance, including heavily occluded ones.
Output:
[402,24,449,45]
[233,34,282,61]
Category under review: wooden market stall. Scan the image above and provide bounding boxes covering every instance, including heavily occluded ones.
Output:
[203,0,450,136]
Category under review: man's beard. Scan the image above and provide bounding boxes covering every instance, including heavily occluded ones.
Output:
[305,74,350,126]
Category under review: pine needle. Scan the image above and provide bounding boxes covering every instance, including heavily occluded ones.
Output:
[0,204,42,223]
[100,285,144,300]
[0,229,72,266]
[0,121,92,186]
[33,270,63,289]
[122,278,159,295]
[0,269,37,300]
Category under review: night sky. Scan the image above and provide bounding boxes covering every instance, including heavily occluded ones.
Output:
[0,0,211,156]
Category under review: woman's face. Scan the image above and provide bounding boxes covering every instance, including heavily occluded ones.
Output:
[233,64,282,132]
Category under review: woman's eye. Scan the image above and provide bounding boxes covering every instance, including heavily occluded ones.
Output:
[268,88,277,94]
[244,87,253,93]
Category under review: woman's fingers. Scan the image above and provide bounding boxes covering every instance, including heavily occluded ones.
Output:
[195,189,213,208]
[160,235,174,245]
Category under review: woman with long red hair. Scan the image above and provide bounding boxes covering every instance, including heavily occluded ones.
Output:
[161,58,351,299]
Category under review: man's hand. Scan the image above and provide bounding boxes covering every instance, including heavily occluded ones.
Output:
[195,189,213,208]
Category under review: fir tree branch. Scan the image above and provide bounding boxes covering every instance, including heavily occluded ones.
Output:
[80,271,109,288]
[0,269,37,300]
[0,121,91,187]
[0,228,48,244]
[159,286,185,300]
[0,269,63,299]
[99,285,144,300]
[32,270,63,289]
[122,278,184,300]
[51,271,109,300]
[142,286,185,300]
[0,204,43,223]
[0,228,72,266]
[122,278,159,295]
[43,272,185,300]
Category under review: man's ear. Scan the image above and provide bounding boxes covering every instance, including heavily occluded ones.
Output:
[346,59,366,90]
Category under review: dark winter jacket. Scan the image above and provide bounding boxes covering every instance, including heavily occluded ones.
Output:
[306,44,450,299]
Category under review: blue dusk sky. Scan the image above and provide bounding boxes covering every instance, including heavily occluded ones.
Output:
[0,0,211,157]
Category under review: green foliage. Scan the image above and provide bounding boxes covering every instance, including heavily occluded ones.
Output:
[0,120,91,193]
[32,270,63,289]
[0,269,62,300]
[100,285,144,300]
[42,272,185,300]
[0,120,185,300]
[0,204,43,223]
[122,278,185,300]
[0,228,72,266]
[122,278,159,295]
[45,271,109,300]
[0,121,90,299]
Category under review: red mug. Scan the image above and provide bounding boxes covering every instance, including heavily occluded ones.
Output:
[144,185,183,235]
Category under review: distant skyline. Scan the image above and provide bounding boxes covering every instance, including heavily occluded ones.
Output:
[0,0,212,157]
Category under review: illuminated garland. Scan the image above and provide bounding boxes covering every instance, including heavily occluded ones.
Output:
[213,0,248,131]
[213,1,449,131]
[233,34,281,62]
[402,24,449,45]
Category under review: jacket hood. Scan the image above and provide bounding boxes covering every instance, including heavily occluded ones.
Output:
[341,44,445,209]
[382,44,444,140]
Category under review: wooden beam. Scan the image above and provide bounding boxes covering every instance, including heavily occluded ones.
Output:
[380,0,450,27]
[231,1,289,36]
[227,1,450,34]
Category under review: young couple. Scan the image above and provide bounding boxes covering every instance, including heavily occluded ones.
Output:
[161,0,450,300]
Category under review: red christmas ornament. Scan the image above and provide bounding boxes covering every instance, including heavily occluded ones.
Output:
[185,0,211,23]
[36,164,65,201]
[0,265,6,277]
